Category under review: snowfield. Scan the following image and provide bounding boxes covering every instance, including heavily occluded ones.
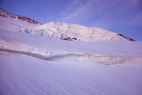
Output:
[0,29,142,95]
[0,55,142,95]
[0,30,142,64]
[0,9,142,95]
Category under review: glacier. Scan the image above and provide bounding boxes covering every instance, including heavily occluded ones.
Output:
[0,8,142,95]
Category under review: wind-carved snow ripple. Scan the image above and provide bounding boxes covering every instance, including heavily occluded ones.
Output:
[0,41,142,65]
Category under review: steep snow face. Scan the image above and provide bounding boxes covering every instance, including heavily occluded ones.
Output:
[28,22,133,41]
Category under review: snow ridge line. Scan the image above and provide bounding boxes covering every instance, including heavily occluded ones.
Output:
[0,36,142,64]
[0,47,142,64]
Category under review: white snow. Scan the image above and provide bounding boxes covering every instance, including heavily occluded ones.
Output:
[0,55,142,95]
[0,9,39,32]
[30,22,129,41]
[0,9,142,95]
[0,14,130,41]
[0,30,142,64]
[0,16,38,31]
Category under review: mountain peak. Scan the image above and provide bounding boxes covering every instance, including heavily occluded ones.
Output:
[31,22,134,41]
[0,8,135,41]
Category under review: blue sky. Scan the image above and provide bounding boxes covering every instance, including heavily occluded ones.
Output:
[0,0,142,41]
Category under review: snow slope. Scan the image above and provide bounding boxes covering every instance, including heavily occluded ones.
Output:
[0,9,142,95]
[0,8,40,31]
[25,22,134,41]
[0,9,134,41]
[0,30,142,64]
[0,55,142,95]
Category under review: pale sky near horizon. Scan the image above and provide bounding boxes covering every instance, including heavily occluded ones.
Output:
[0,0,142,41]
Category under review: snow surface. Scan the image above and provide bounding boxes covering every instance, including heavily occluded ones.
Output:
[0,29,142,95]
[0,10,130,41]
[0,55,142,95]
[0,16,38,31]
[0,9,142,95]
[30,22,129,41]
[0,30,142,64]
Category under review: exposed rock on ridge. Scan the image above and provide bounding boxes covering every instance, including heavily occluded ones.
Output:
[0,8,41,25]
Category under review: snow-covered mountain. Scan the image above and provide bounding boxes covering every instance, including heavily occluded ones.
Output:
[0,8,40,25]
[0,8,40,31]
[0,8,134,41]
[29,22,135,41]
[0,9,142,95]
